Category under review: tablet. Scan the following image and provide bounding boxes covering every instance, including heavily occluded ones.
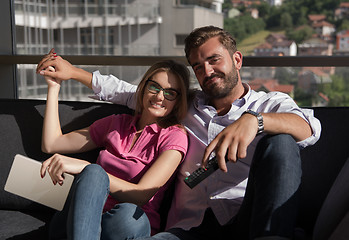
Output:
[4,154,74,211]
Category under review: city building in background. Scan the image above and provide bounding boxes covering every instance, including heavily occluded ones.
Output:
[14,0,223,100]
[13,0,349,107]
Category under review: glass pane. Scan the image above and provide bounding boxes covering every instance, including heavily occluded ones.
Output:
[18,64,149,101]
[13,0,224,101]
[224,1,349,57]
[18,64,197,102]
[19,63,349,107]
[241,66,349,107]
[14,0,163,56]
[13,0,349,107]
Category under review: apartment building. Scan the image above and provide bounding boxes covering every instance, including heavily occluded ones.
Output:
[14,0,223,100]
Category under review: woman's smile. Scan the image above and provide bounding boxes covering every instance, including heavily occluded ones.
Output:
[150,101,164,109]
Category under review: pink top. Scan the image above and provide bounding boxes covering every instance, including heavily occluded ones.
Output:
[89,114,188,234]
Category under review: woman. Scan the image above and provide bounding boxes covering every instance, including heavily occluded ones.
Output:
[40,59,190,240]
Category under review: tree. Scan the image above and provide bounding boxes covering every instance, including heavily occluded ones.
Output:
[257,1,271,20]
[224,18,247,42]
[275,67,298,85]
[224,15,265,42]
[294,6,308,26]
[222,0,232,10]
[320,74,349,106]
[280,12,293,29]
[294,87,312,107]
[266,6,282,29]
[286,25,314,43]
[337,19,349,32]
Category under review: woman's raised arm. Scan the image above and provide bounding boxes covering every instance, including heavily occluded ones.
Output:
[41,66,97,154]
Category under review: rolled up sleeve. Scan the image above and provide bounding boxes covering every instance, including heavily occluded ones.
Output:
[91,70,137,110]
[295,108,322,149]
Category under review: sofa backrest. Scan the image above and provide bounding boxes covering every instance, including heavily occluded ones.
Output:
[0,99,132,211]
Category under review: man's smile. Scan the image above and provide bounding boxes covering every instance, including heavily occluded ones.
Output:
[203,73,225,87]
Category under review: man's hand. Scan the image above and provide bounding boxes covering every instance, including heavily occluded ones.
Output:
[202,113,259,172]
[36,48,79,82]
[202,112,313,172]
[36,48,93,89]
[36,48,56,72]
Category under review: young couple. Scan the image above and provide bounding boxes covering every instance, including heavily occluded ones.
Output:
[37,26,321,240]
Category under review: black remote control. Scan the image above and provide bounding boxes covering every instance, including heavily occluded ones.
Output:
[184,156,221,189]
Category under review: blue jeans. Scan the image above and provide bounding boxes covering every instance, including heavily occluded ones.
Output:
[140,134,302,240]
[49,164,151,240]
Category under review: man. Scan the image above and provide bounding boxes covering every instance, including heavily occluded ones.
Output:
[37,26,321,239]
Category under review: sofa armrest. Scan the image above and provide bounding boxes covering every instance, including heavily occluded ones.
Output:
[313,158,349,240]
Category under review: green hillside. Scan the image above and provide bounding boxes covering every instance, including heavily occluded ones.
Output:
[238,30,284,56]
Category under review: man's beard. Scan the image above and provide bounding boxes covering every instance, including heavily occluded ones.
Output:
[202,69,238,99]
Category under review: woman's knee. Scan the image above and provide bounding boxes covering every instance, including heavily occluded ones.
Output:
[78,164,108,182]
[101,203,151,240]
[73,164,109,196]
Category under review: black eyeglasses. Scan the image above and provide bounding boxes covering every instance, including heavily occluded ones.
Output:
[146,79,180,101]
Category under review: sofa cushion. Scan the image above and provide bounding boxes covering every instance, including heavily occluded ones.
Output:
[0,209,52,239]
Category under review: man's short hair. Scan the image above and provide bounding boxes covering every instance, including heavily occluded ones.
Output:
[184,25,237,64]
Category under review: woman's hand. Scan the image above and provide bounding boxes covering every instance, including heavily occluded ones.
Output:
[40,154,90,185]
[44,66,62,88]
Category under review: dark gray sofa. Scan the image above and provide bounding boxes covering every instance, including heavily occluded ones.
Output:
[0,99,348,239]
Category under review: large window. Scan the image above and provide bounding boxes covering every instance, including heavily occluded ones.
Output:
[1,0,349,107]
